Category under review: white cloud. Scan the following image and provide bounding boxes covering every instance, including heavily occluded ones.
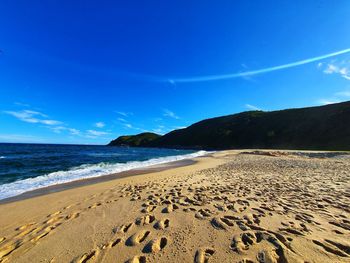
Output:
[159,48,350,83]
[122,123,149,133]
[245,104,262,111]
[69,128,81,135]
[321,61,350,80]
[49,126,66,134]
[163,109,180,119]
[317,99,341,105]
[117,117,127,122]
[174,126,187,130]
[95,122,105,128]
[41,119,62,125]
[48,126,81,135]
[4,110,62,126]
[317,87,350,105]
[116,111,133,117]
[87,130,110,137]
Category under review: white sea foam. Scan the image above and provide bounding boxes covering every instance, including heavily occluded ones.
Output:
[0,156,5,159]
[0,150,208,200]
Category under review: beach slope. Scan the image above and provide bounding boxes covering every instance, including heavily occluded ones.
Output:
[0,150,349,262]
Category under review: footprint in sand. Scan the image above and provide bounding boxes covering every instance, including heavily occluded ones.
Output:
[135,215,155,226]
[126,255,147,263]
[0,241,22,260]
[195,209,212,220]
[106,237,122,248]
[154,219,170,230]
[194,248,215,263]
[31,230,50,242]
[15,222,36,231]
[312,239,350,257]
[126,230,151,246]
[88,203,102,209]
[161,204,179,213]
[66,212,80,220]
[142,237,168,253]
[141,205,157,213]
[231,232,263,253]
[77,250,98,263]
[211,217,234,230]
[118,222,134,234]
[47,211,61,217]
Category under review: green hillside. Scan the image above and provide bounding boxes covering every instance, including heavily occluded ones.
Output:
[107,132,160,147]
[108,101,350,151]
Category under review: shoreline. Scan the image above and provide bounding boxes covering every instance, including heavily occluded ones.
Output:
[0,158,198,205]
[1,149,348,205]
[0,150,349,262]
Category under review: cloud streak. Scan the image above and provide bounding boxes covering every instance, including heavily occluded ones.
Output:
[321,61,350,80]
[4,110,62,125]
[95,122,105,128]
[164,48,350,83]
[163,109,180,119]
[317,89,350,105]
[245,104,262,111]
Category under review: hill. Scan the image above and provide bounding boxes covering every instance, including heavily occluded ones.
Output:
[108,101,350,150]
[107,132,160,147]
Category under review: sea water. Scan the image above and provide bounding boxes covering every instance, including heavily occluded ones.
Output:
[0,143,207,200]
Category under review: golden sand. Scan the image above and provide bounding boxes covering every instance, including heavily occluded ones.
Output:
[0,150,349,263]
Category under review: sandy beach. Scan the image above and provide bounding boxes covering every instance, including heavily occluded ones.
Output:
[0,150,349,263]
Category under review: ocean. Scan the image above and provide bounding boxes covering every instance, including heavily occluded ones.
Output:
[0,143,206,200]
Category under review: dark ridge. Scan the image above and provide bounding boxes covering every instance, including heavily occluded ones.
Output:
[108,101,350,151]
[107,132,160,147]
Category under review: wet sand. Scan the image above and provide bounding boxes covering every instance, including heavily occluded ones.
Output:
[0,150,349,262]
[0,159,195,204]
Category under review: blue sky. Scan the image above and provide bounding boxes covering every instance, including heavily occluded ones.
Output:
[1,1,350,144]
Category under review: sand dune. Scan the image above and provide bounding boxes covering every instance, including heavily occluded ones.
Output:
[0,150,349,262]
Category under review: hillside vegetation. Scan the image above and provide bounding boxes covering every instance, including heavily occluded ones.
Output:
[107,132,160,147]
[108,101,350,150]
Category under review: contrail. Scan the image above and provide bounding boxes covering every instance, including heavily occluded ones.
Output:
[166,48,350,83]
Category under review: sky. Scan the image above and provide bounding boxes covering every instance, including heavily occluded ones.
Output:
[1,1,350,145]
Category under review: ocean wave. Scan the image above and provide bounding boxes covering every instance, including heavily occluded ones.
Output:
[0,150,209,200]
[0,156,5,159]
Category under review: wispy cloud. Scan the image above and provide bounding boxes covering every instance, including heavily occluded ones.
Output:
[124,123,133,129]
[48,126,81,135]
[4,110,62,125]
[14,102,30,107]
[86,130,110,137]
[116,111,133,117]
[2,106,114,142]
[160,48,350,83]
[320,60,350,80]
[173,126,187,130]
[245,104,262,111]
[317,99,341,105]
[95,122,105,128]
[163,109,180,119]
[122,123,149,133]
[117,117,127,122]
[69,128,81,135]
[0,134,47,143]
[317,89,350,105]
